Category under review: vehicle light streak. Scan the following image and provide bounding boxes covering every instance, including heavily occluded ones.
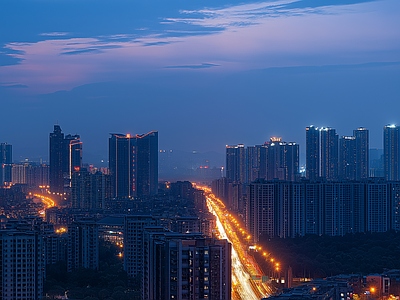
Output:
[33,194,56,215]
[201,185,272,300]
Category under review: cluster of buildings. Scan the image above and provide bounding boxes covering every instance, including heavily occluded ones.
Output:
[246,178,400,242]
[212,125,400,242]
[0,212,231,300]
[267,270,400,300]
[1,125,233,300]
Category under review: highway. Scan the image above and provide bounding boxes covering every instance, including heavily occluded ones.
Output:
[32,193,56,215]
[197,185,273,300]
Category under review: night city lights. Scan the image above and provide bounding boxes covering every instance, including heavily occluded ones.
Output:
[1,0,400,299]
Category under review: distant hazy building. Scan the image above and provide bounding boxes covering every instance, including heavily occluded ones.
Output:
[226,144,246,183]
[370,148,384,177]
[384,125,400,181]
[0,143,12,186]
[0,229,45,300]
[320,127,339,180]
[49,125,82,194]
[211,177,229,204]
[306,126,319,180]
[339,136,356,180]
[109,131,158,198]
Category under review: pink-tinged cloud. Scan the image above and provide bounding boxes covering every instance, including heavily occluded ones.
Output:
[0,0,399,94]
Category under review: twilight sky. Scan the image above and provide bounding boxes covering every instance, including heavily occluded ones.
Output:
[0,0,399,165]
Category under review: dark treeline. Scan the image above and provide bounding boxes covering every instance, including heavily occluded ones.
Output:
[44,241,140,300]
[256,231,400,279]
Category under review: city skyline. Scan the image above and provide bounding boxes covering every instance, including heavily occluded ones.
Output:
[1,123,395,167]
[1,0,399,162]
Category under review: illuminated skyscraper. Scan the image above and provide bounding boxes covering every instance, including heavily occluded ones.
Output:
[306,126,319,180]
[265,137,299,181]
[109,131,158,198]
[64,134,82,182]
[320,127,338,180]
[0,143,12,185]
[49,125,82,193]
[225,144,246,183]
[384,125,400,181]
[354,127,369,180]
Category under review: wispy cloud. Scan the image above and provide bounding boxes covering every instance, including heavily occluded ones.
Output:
[0,83,28,88]
[163,0,325,28]
[39,32,70,36]
[164,63,220,69]
[0,0,398,94]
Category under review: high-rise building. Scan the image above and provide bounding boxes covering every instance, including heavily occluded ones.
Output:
[49,125,82,193]
[67,219,99,271]
[354,127,369,180]
[124,215,158,278]
[370,148,384,178]
[366,180,388,232]
[0,143,12,186]
[26,164,49,188]
[320,127,338,180]
[109,131,158,198]
[264,138,299,181]
[11,164,27,185]
[0,228,45,300]
[247,180,276,242]
[384,125,400,181]
[306,126,319,180]
[64,134,82,182]
[339,136,356,180]
[71,169,111,210]
[246,179,374,240]
[50,125,65,193]
[142,229,231,300]
[226,144,246,183]
[246,145,267,182]
[339,128,369,180]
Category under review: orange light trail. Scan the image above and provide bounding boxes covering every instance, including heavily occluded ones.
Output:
[33,194,56,216]
[196,185,273,300]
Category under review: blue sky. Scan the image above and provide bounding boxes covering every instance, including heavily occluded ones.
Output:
[0,0,399,164]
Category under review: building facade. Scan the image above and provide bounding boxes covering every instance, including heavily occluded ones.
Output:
[226,144,246,184]
[142,229,231,300]
[71,169,112,210]
[67,219,99,271]
[246,178,397,242]
[0,229,45,300]
[306,126,319,180]
[384,125,400,181]
[320,127,339,180]
[0,143,12,186]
